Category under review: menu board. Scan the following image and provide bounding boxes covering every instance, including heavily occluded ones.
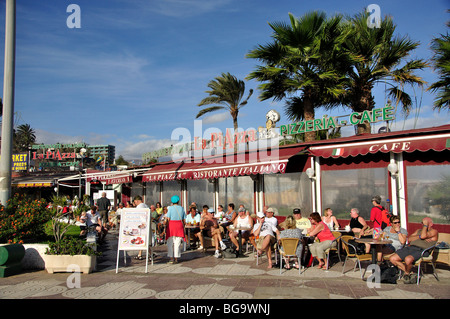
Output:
[117,208,151,250]
[116,207,152,273]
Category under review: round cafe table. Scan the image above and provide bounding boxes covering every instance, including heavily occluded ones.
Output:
[354,238,392,264]
[184,224,200,250]
[229,225,252,257]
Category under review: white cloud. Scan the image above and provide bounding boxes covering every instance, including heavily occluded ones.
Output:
[144,0,234,17]
[201,112,230,124]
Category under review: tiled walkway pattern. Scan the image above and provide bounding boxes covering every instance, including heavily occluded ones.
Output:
[0,230,449,299]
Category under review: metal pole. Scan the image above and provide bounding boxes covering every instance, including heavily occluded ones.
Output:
[0,0,16,206]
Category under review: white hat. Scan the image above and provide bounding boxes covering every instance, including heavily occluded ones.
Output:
[256,211,265,218]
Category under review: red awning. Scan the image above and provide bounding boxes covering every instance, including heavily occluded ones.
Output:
[190,145,305,180]
[142,162,193,182]
[85,169,132,185]
[308,133,450,158]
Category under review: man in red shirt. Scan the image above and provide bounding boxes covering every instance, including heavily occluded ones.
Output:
[370,195,383,229]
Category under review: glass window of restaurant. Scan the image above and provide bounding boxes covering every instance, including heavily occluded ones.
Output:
[130,182,144,200]
[321,167,389,220]
[406,163,450,225]
[187,179,215,209]
[218,176,254,213]
[264,172,311,216]
[162,180,182,207]
[145,182,161,206]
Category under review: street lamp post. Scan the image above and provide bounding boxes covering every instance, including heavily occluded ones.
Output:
[0,0,16,205]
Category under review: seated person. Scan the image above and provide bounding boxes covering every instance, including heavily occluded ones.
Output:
[389,217,438,284]
[308,212,336,269]
[78,211,88,236]
[292,208,311,235]
[252,211,280,269]
[322,207,340,230]
[375,215,407,261]
[229,207,253,251]
[279,215,303,269]
[349,208,371,253]
[185,205,204,250]
[200,208,227,258]
[86,206,102,235]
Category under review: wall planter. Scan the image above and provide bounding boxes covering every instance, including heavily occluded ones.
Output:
[43,254,97,274]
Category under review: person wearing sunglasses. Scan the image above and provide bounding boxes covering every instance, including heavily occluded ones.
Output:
[376,215,407,262]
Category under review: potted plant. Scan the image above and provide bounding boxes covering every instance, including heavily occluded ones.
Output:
[43,209,101,274]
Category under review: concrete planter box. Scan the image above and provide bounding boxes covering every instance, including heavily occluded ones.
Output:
[43,254,97,274]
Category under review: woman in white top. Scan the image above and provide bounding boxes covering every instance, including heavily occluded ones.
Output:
[229,208,254,250]
[322,208,340,230]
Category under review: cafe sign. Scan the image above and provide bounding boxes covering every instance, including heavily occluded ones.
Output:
[280,105,395,136]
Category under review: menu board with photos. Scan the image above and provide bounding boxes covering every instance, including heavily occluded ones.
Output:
[116,207,152,273]
[118,208,151,250]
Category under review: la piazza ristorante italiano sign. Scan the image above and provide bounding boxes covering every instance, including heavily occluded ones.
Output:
[142,105,395,161]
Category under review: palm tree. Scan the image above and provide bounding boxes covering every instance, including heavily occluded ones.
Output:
[246,11,352,142]
[428,25,449,111]
[196,72,253,151]
[341,11,428,134]
[14,123,36,152]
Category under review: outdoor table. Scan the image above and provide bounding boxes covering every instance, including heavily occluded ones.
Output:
[354,238,392,264]
[184,224,200,250]
[229,225,252,257]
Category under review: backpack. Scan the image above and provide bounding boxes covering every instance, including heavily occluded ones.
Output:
[380,262,398,284]
[376,206,392,229]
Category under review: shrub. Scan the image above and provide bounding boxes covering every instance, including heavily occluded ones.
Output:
[45,237,100,256]
[0,193,52,244]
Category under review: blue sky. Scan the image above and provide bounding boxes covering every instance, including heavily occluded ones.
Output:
[0,0,448,160]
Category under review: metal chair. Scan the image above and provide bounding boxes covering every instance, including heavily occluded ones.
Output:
[414,244,439,285]
[324,232,342,270]
[341,235,372,279]
[278,238,302,275]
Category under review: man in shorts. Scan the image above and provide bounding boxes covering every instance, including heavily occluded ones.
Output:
[252,211,280,268]
[389,217,438,284]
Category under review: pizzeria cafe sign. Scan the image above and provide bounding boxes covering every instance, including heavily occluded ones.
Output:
[280,105,395,136]
[142,105,395,161]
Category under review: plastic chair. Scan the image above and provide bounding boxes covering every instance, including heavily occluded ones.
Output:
[341,235,372,279]
[414,244,439,285]
[278,238,301,275]
[324,232,342,270]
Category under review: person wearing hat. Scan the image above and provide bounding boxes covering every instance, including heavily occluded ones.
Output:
[200,208,227,258]
[252,211,280,268]
[265,207,278,229]
[292,208,311,235]
[165,195,186,264]
[370,195,384,230]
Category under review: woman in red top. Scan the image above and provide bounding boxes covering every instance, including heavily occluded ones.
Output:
[307,212,336,269]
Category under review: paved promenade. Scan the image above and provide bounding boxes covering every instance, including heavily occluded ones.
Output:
[1,229,449,304]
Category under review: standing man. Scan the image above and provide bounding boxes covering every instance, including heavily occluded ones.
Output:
[370,195,383,230]
[97,192,111,227]
[133,195,149,261]
[133,195,148,209]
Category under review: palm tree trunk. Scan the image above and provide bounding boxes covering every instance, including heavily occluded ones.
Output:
[233,115,239,153]
[303,97,316,142]
[355,85,375,135]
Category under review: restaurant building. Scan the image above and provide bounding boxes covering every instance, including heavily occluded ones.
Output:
[115,123,449,234]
